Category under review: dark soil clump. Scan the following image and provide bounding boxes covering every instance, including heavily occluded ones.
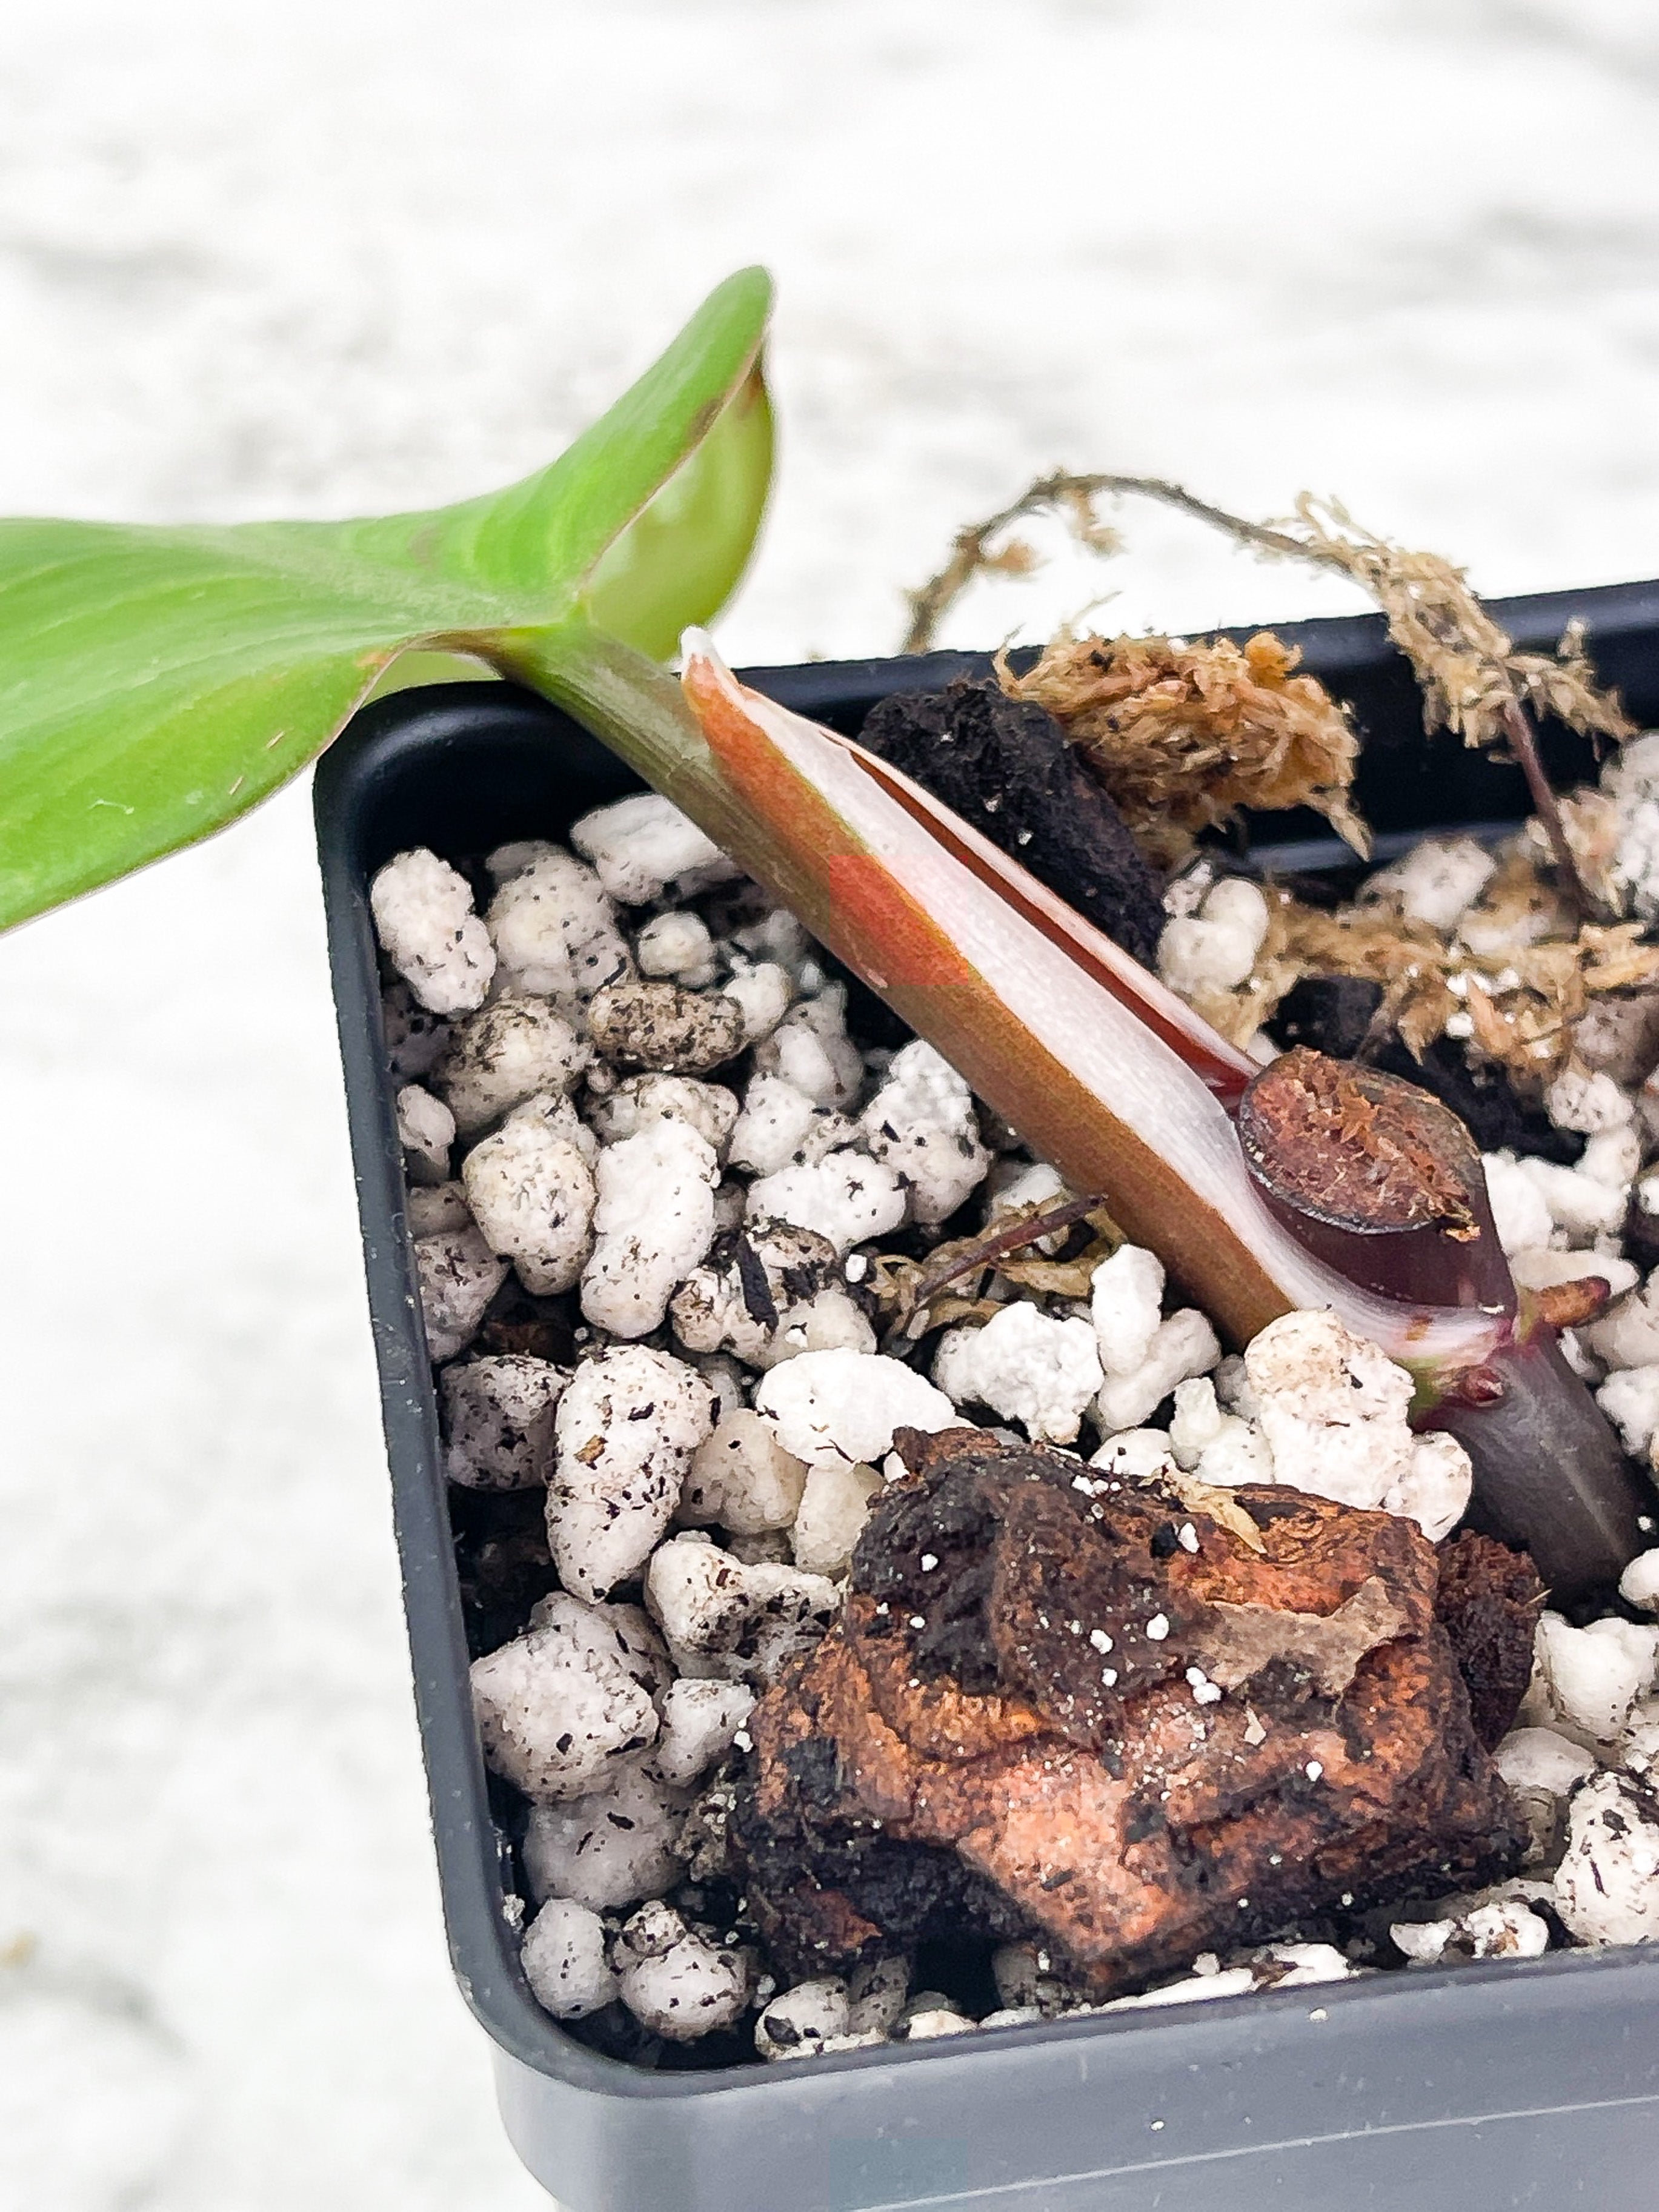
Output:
[857,678,1166,965]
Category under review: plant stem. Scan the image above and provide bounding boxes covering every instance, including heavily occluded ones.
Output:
[896,1191,1111,1319]
[1426,1316,1654,1607]
[1500,696,1606,923]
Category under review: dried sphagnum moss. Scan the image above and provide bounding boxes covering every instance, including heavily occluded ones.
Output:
[904,472,1635,917]
[903,470,1651,1075]
[1190,852,1659,1084]
[1000,629,1368,868]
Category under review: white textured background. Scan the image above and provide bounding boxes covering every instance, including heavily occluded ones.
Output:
[2,4,1657,2207]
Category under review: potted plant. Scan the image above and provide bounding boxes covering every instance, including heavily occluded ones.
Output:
[7,270,1659,2212]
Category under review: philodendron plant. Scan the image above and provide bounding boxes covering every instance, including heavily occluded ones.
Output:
[0,265,1648,1600]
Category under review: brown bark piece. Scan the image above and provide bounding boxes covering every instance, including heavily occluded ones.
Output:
[730,1427,1523,1993]
[1433,1529,1546,1750]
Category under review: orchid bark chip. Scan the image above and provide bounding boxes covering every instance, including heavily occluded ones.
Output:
[728,1426,1530,1995]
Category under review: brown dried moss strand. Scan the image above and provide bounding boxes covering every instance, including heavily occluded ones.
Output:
[903,471,1632,918]
[1239,1046,1479,1237]
[879,1192,1119,1347]
[900,470,1124,656]
[1196,865,1659,1084]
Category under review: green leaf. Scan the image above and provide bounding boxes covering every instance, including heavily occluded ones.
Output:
[0,266,773,932]
[580,360,773,659]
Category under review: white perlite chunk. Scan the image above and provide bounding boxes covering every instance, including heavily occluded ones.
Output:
[1091,1244,1168,1376]
[727,1075,851,1176]
[1494,1726,1598,1866]
[581,1120,720,1338]
[1381,1430,1475,1543]
[732,906,813,978]
[1094,1308,1221,1433]
[896,2008,977,2041]
[746,1151,907,1257]
[1575,1274,1659,1371]
[463,1094,598,1297]
[441,1353,567,1489]
[437,991,590,1137]
[636,910,716,983]
[1531,1613,1659,1749]
[933,1304,1103,1444]
[382,978,451,1081]
[991,1942,1085,2018]
[1157,878,1270,997]
[550,1348,715,1602]
[396,1083,455,1185]
[1391,1900,1551,1965]
[1580,1124,1642,1190]
[1364,835,1497,932]
[1513,1154,1627,1241]
[764,1287,879,1366]
[679,1412,808,1535]
[587,978,746,1075]
[415,1225,510,1362]
[1620,1549,1659,1613]
[1168,1377,1226,1468]
[370,847,497,1014]
[406,1180,471,1237]
[1511,1247,1638,1303]
[520,1899,619,2020]
[791,1461,885,1576]
[587,1074,740,1158]
[755,1979,851,2060]
[614,1904,750,2041]
[645,1534,839,1684]
[1546,1063,1635,1136]
[1481,1151,1555,1257]
[1165,1377,1271,1487]
[671,1220,843,1369]
[1626,1701,1659,1778]
[720,962,794,1046]
[859,1041,991,1224]
[1244,1309,1414,1510]
[756,1349,962,1473]
[571,793,740,905]
[1253,1942,1355,1987]
[753,987,865,1108]
[485,848,633,1000]
[1554,1771,1659,1946]
[646,1678,756,1788]
[522,1766,682,1912]
[1607,732,1659,921]
[1597,1364,1659,1458]
[470,1594,664,1801]
[1089,1428,1182,1481]
[1102,1970,1253,2011]
[846,1956,911,2035]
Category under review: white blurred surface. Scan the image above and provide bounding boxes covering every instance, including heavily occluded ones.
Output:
[2,4,1658,2207]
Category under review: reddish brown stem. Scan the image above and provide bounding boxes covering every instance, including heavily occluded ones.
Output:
[1500,696,1604,923]
[892,1191,1109,1328]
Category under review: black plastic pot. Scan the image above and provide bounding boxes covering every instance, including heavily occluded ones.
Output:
[314,579,1659,2212]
